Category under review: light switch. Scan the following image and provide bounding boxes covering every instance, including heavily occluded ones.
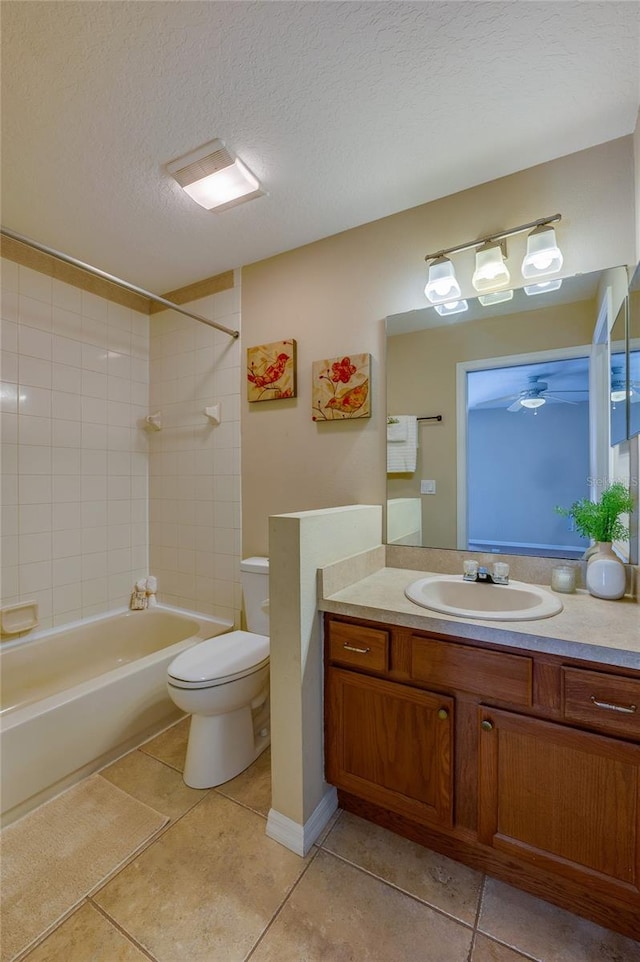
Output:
[420,479,436,494]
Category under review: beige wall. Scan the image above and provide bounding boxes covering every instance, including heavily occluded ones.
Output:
[387,299,596,547]
[242,138,636,556]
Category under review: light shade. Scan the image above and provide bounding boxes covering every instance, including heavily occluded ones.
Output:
[424,256,461,303]
[434,299,468,317]
[167,139,264,212]
[524,279,562,296]
[611,367,628,403]
[521,225,563,278]
[472,242,510,292]
[478,289,513,307]
[520,396,545,409]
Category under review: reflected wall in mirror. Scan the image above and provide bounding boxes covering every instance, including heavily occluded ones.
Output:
[629,262,640,439]
[386,268,629,559]
[609,298,627,446]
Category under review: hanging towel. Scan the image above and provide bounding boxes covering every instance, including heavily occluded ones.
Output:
[386,416,418,473]
[387,418,408,442]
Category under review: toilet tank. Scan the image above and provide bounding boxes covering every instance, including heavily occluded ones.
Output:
[240,557,269,635]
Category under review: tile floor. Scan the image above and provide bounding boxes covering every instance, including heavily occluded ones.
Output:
[14,718,640,962]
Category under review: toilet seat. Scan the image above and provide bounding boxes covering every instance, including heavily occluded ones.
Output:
[167,630,269,691]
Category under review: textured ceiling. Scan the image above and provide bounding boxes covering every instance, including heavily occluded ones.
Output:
[2,1,639,293]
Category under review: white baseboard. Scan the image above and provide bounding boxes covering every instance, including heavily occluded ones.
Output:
[266,785,338,856]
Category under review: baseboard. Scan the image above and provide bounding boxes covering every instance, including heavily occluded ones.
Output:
[266,785,338,856]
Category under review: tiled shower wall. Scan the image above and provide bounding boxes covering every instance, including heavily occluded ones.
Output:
[0,258,149,629]
[148,275,242,627]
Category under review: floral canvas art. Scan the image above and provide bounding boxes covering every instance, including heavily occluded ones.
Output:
[312,353,371,420]
[247,339,297,402]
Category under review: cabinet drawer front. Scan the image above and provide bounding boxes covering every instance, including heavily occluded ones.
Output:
[412,636,532,706]
[563,668,640,740]
[329,622,389,673]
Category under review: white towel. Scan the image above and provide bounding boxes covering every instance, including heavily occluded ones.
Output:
[386,416,418,473]
[387,418,408,442]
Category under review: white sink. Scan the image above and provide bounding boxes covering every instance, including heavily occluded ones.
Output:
[404,575,563,621]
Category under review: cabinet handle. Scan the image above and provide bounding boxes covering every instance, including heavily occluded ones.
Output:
[343,643,371,655]
[437,708,449,720]
[590,695,637,715]
[481,720,493,731]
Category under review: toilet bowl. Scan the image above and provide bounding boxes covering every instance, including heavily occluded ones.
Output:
[166,557,270,788]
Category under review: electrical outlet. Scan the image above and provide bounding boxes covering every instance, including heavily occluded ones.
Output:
[420,480,436,494]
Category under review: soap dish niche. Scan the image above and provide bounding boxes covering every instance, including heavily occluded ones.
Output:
[1,601,40,636]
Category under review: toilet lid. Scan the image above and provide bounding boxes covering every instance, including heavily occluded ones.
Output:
[167,630,269,687]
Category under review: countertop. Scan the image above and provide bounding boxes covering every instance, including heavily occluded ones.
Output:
[318,562,640,672]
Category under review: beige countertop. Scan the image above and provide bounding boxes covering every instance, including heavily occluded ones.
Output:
[318,560,640,672]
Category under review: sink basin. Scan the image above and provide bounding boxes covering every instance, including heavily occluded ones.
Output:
[404,575,563,621]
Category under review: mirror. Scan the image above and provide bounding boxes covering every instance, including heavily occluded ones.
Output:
[629,263,640,439]
[609,298,627,446]
[386,268,625,558]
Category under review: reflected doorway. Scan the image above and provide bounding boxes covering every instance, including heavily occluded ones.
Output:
[461,352,590,558]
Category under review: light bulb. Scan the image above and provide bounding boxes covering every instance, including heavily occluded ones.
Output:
[424,257,461,303]
[521,225,563,278]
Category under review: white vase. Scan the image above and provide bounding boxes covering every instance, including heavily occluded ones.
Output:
[585,542,626,600]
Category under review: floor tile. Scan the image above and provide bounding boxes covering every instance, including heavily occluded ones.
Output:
[21,902,148,962]
[93,791,309,962]
[215,747,272,816]
[321,810,482,924]
[249,849,473,962]
[471,933,534,962]
[139,716,189,771]
[479,877,640,961]
[100,749,206,821]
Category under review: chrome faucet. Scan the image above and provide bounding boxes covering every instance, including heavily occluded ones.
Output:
[463,563,509,585]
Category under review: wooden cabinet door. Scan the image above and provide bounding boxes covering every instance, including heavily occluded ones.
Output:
[325,667,453,828]
[478,706,640,904]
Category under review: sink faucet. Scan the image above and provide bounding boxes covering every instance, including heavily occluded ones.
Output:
[463,563,509,585]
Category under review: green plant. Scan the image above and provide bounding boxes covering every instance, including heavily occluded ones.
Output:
[555,482,634,543]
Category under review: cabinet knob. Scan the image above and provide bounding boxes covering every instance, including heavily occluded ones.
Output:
[437,708,449,720]
[481,720,493,731]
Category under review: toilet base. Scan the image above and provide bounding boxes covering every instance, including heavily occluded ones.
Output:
[183,705,270,789]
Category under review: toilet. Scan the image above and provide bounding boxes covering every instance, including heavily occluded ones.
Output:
[166,557,270,788]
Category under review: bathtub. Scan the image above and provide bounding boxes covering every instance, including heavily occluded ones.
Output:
[0,606,232,825]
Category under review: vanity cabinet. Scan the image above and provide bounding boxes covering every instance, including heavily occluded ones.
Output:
[324,613,640,940]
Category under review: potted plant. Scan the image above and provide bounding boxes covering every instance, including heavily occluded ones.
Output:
[555,482,633,599]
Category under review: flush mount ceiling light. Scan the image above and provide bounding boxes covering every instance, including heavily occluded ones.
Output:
[434,299,468,317]
[472,241,510,292]
[521,224,563,278]
[424,256,461,303]
[424,214,562,303]
[478,289,514,307]
[610,367,629,403]
[166,139,264,212]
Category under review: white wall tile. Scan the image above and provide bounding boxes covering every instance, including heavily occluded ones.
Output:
[19,267,52,304]
[1,350,18,383]
[19,295,52,331]
[19,325,52,360]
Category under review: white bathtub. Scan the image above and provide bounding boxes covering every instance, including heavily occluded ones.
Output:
[0,606,232,825]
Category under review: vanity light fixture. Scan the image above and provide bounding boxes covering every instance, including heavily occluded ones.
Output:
[472,241,510,292]
[478,289,514,307]
[524,279,563,296]
[424,256,462,303]
[166,139,264,212]
[434,299,468,317]
[424,214,562,302]
[521,224,563,278]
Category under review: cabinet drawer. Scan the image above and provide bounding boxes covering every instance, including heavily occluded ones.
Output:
[329,622,389,673]
[412,636,532,706]
[563,668,640,740]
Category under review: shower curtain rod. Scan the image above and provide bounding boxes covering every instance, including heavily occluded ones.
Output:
[0,226,240,339]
